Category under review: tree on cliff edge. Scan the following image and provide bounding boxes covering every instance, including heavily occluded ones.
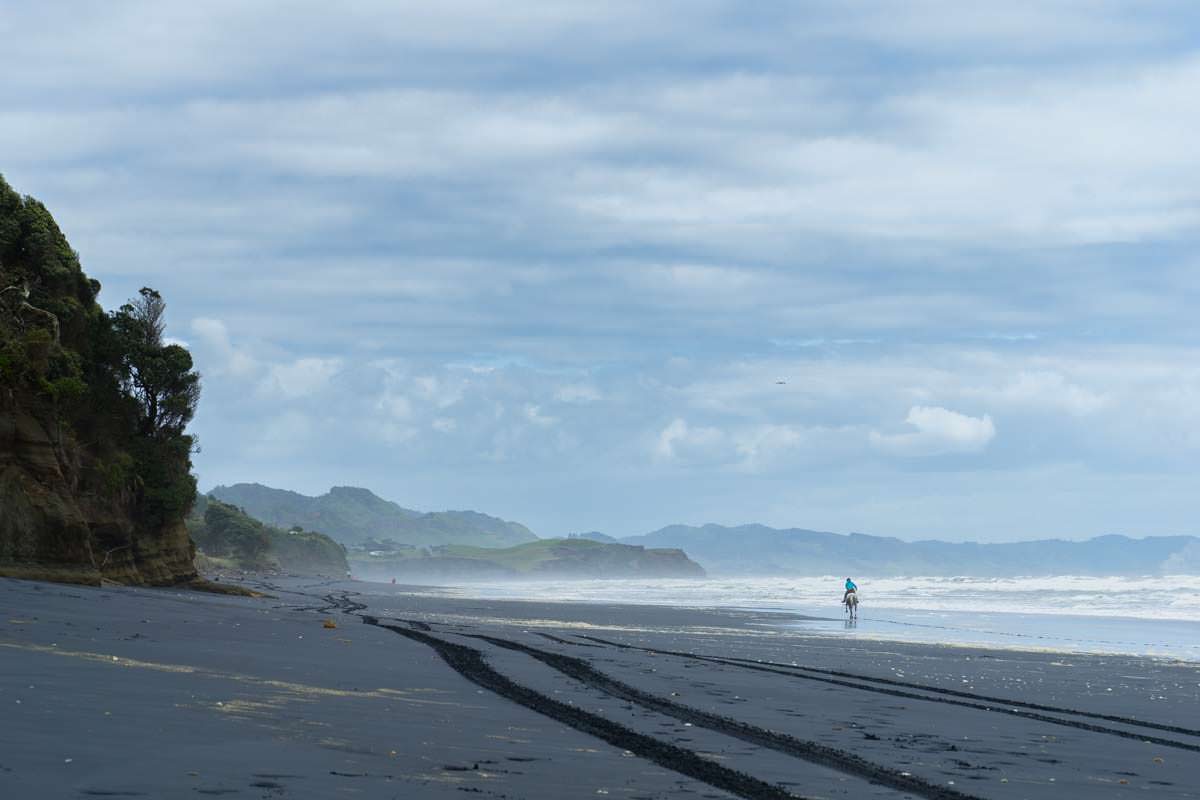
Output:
[112,287,200,438]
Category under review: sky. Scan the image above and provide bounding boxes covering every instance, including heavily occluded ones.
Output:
[3,2,1199,542]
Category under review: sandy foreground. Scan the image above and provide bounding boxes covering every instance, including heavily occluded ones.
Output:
[1,576,1198,799]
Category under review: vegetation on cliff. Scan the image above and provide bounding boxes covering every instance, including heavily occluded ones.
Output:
[0,174,199,584]
[188,496,348,576]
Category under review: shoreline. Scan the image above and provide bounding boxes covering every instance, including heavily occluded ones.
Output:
[394,576,1200,662]
[4,574,1199,799]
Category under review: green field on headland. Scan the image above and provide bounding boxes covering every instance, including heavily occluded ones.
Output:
[350,536,705,581]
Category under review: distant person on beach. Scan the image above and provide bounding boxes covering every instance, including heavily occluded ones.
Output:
[843,577,857,604]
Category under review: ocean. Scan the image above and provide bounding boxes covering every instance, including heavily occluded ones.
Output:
[426,574,1200,661]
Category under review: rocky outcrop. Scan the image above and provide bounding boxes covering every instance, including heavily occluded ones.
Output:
[0,175,197,585]
[1,376,195,586]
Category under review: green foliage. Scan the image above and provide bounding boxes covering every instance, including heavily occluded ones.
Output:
[0,352,15,381]
[268,527,348,575]
[132,434,198,528]
[1,173,201,535]
[195,500,273,568]
[188,497,348,575]
[21,327,53,373]
[96,452,135,495]
[110,288,200,438]
[42,376,87,403]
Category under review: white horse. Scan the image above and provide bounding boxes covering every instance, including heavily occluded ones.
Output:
[844,591,859,620]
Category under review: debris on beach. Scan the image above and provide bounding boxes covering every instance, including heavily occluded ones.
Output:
[323,619,338,629]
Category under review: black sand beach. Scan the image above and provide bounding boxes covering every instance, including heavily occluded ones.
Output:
[2,576,1198,799]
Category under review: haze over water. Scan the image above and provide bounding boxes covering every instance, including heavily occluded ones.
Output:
[414,575,1200,661]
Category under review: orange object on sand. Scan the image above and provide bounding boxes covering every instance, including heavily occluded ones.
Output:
[323,619,338,629]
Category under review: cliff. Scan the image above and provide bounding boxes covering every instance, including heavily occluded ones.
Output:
[0,175,199,585]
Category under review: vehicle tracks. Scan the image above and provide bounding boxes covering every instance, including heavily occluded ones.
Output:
[363,616,804,800]
[573,635,1200,753]
[463,633,983,800]
[314,590,984,800]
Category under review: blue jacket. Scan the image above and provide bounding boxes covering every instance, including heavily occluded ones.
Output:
[845,579,857,592]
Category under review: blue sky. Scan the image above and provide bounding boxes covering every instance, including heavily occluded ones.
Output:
[4,2,1200,541]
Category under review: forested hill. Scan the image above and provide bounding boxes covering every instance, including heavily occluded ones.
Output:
[0,175,199,585]
[188,496,348,576]
[621,524,1200,576]
[209,483,537,547]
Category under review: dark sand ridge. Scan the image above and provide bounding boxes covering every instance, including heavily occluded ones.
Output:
[3,576,1199,799]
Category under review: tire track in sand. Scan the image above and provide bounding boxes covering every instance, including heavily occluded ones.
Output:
[463,632,983,800]
[309,589,985,800]
[574,635,1200,753]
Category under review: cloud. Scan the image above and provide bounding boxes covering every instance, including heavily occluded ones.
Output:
[523,404,558,427]
[258,357,343,399]
[190,317,258,378]
[7,2,1200,540]
[870,406,996,457]
[554,383,601,403]
[248,410,314,459]
[655,418,728,463]
[978,370,1106,416]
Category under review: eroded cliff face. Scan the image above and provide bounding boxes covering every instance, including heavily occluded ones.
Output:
[0,176,197,585]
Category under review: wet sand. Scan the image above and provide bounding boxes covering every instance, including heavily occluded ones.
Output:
[2,575,1198,799]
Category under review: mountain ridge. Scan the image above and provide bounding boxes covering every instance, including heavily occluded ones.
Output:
[621,523,1200,576]
[210,481,1200,577]
[209,482,536,548]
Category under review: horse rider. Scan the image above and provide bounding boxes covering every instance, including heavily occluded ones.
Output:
[843,577,858,605]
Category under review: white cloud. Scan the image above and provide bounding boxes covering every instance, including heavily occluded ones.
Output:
[639,263,759,294]
[259,357,342,399]
[981,370,1106,416]
[554,383,601,404]
[248,410,313,458]
[870,406,996,457]
[523,404,558,427]
[376,392,412,421]
[190,317,257,378]
[732,424,807,468]
[655,418,727,462]
[413,374,464,408]
[10,2,1200,541]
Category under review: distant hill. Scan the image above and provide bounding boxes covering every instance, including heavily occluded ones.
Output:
[350,538,705,583]
[209,483,537,548]
[188,496,348,576]
[622,524,1200,576]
